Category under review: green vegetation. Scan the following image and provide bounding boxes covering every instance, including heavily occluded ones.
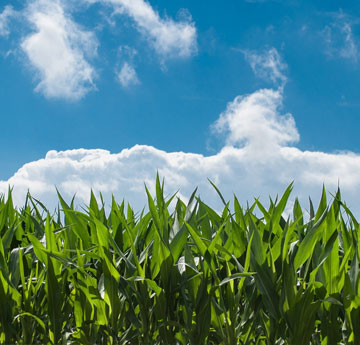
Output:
[0,177,360,344]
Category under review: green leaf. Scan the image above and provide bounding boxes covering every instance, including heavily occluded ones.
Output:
[294,206,328,271]
[218,272,255,286]
[184,221,207,257]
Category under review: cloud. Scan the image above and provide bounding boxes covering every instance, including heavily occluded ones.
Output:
[21,0,98,100]
[103,0,197,59]
[116,62,139,87]
[243,48,288,86]
[2,87,360,214]
[2,1,195,98]
[0,5,16,37]
[321,11,360,62]
[213,88,299,150]
[115,45,139,86]
[117,45,138,59]
[340,23,358,61]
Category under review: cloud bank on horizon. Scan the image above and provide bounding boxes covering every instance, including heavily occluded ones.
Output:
[1,1,360,214]
[2,79,360,213]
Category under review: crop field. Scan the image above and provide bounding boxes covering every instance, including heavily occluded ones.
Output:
[0,177,360,344]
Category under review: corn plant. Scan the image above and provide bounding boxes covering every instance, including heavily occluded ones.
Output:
[0,178,359,344]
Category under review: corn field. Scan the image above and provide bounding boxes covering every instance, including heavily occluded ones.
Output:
[1,177,360,344]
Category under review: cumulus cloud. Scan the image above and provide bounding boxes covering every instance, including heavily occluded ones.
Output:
[2,1,195,98]
[2,87,360,214]
[103,0,197,59]
[116,62,139,87]
[0,5,16,37]
[243,48,288,86]
[213,88,299,151]
[21,0,97,100]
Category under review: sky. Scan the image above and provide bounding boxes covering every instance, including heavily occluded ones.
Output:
[1,0,360,214]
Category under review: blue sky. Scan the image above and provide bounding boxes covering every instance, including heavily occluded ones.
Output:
[1,0,360,211]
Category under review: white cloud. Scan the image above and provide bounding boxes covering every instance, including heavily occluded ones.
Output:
[340,23,358,61]
[243,48,287,86]
[115,45,139,86]
[0,5,16,37]
[213,88,299,151]
[103,0,197,59]
[2,87,360,215]
[117,45,138,59]
[116,62,139,87]
[21,0,97,100]
[321,11,360,62]
[3,1,195,96]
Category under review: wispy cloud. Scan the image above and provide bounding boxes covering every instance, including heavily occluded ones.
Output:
[21,0,98,100]
[243,48,288,86]
[0,5,16,37]
[115,45,139,87]
[116,62,139,87]
[321,10,360,62]
[103,0,197,60]
[340,23,358,61]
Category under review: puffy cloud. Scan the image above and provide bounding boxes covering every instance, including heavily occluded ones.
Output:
[0,5,16,37]
[243,48,288,86]
[213,88,299,151]
[103,0,197,59]
[116,62,139,87]
[2,0,195,99]
[2,87,360,214]
[21,0,97,100]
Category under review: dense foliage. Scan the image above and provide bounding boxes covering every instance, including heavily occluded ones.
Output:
[0,178,360,344]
